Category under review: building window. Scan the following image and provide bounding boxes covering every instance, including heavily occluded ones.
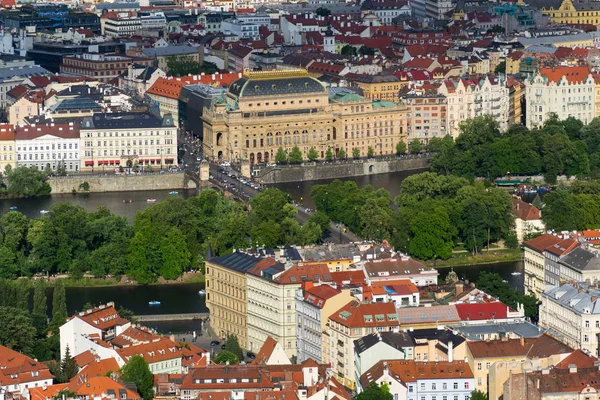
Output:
[477,363,482,370]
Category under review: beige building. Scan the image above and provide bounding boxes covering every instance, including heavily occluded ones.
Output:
[80,112,177,172]
[324,300,399,389]
[525,65,595,129]
[523,234,561,298]
[205,252,269,349]
[247,262,330,357]
[201,69,407,163]
[0,124,15,171]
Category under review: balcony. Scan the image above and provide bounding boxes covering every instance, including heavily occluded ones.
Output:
[337,340,344,347]
[474,98,483,104]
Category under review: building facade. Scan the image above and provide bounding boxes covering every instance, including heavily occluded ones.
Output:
[525,66,595,129]
[523,234,561,298]
[401,92,448,145]
[15,123,80,171]
[79,112,177,172]
[201,69,407,163]
[0,124,15,171]
[60,53,153,83]
[296,284,353,364]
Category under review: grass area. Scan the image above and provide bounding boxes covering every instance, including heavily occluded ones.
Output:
[425,248,523,268]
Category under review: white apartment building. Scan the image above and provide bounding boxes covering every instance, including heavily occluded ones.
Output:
[247,262,330,358]
[103,12,167,37]
[559,247,600,283]
[354,332,414,387]
[525,65,595,129]
[523,234,562,298]
[221,20,260,40]
[0,345,54,397]
[540,283,600,357]
[79,112,177,171]
[324,300,399,390]
[15,122,81,171]
[235,13,271,27]
[359,360,474,400]
[295,284,353,364]
[438,75,511,137]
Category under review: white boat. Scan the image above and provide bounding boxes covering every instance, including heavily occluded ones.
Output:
[40,210,49,215]
[198,290,206,295]
[9,206,17,210]
[147,198,157,203]
[511,272,522,276]
[148,301,161,306]
[169,191,179,195]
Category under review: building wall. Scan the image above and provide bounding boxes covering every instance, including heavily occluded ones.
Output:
[0,138,15,171]
[8,96,39,125]
[247,275,300,356]
[47,172,191,194]
[402,95,448,143]
[205,260,249,349]
[525,73,595,129]
[16,137,80,171]
[524,246,545,298]
[467,347,528,394]
[149,357,182,374]
[354,341,408,386]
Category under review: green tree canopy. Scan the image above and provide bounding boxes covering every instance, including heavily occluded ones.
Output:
[396,141,407,155]
[340,45,357,57]
[288,146,303,164]
[0,306,36,354]
[356,382,393,400]
[409,139,423,154]
[7,166,51,197]
[213,350,239,365]
[275,147,287,164]
[367,146,375,158]
[308,147,319,161]
[315,6,331,16]
[121,355,154,400]
[224,334,244,360]
[338,148,347,159]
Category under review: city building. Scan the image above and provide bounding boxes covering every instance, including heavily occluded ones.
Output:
[541,0,600,25]
[79,112,177,172]
[353,332,414,385]
[28,376,140,400]
[512,198,544,242]
[15,122,81,172]
[543,238,579,287]
[251,336,291,365]
[0,124,15,171]
[201,70,407,163]
[139,45,203,75]
[59,302,131,359]
[324,300,399,389]
[247,262,330,357]
[407,329,467,364]
[119,64,166,98]
[296,284,353,364]
[60,53,153,83]
[525,65,595,129]
[362,257,438,287]
[540,282,600,357]
[0,345,54,397]
[359,360,474,400]
[396,305,460,330]
[0,65,49,110]
[557,247,600,283]
[523,234,562,298]
[205,252,268,350]
[351,75,402,102]
[401,91,448,145]
[221,19,260,40]
[102,12,167,37]
[466,334,573,394]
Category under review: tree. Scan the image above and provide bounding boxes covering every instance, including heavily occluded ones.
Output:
[359,46,376,56]
[470,390,488,400]
[409,139,423,154]
[408,205,455,260]
[308,211,331,233]
[308,147,319,162]
[338,148,347,160]
[159,227,191,280]
[118,307,137,323]
[395,141,407,155]
[340,45,357,57]
[121,355,154,400]
[326,148,333,161]
[32,280,48,336]
[166,55,202,77]
[494,61,506,74]
[7,166,52,197]
[356,382,393,400]
[57,346,78,383]
[275,147,287,164]
[288,146,303,164]
[50,279,67,333]
[367,146,375,158]
[504,231,519,249]
[224,334,244,361]
[44,163,52,176]
[352,147,361,159]
[213,350,239,364]
[0,306,36,354]
[315,6,331,16]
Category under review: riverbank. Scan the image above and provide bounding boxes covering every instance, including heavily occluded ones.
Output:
[48,172,194,194]
[425,248,524,269]
[34,271,206,288]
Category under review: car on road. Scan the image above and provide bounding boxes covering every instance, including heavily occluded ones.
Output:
[221,344,226,350]
[210,341,220,346]
[247,352,256,360]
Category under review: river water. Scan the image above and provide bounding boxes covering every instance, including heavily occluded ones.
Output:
[1,169,522,333]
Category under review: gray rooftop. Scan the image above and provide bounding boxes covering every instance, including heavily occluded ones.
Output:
[49,98,103,112]
[142,45,200,58]
[560,247,600,272]
[95,2,139,9]
[0,65,48,83]
[354,332,414,354]
[448,321,544,341]
[519,33,592,48]
[542,283,600,315]
[297,244,360,263]
[83,112,173,130]
[209,251,263,273]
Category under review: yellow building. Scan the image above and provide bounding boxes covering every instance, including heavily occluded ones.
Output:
[351,75,403,102]
[202,69,407,163]
[542,0,600,25]
[205,251,265,349]
[0,124,15,171]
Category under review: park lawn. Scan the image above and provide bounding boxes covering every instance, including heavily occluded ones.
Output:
[425,248,523,268]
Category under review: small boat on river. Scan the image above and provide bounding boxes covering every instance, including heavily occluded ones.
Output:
[40,210,49,215]
[147,198,157,203]
[123,199,132,203]
[511,272,522,276]
[9,206,17,210]
[169,191,179,195]
[148,300,161,306]
[198,290,206,295]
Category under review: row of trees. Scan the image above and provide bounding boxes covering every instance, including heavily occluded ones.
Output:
[541,180,600,231]
[429,115,599,183]
[310,172,516,260]
[477,272,538,319]
[0,188,322,283]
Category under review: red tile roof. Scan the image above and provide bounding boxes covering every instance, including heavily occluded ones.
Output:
[251,336,279,365]
[468,334,573,359]
[361,360,473,388]
[539,66,592,84]
[329,300,398,328]
[74,358,120,380]
[73,305,129,331]
[524,234,562,253]
[146,73,241,100]
[73,350,96,368]
[555,349,597,369]
[0,124,15,141]
[512,198,541,221]
[303,285,341,308]
[275,263,331,284]
[0,345,54,389]
[455,302,510,321]
[545,238,579,256]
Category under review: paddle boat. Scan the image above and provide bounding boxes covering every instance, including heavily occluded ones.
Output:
[511,272,522,276]
[9,206,17,210]
[198,290,206,295]
[148,300,161,306]
[40,210,49,215]
[147,198,157,203]
[169,191,179,195]
[123,199,132,203]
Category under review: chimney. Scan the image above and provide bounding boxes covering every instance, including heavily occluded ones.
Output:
[536,379,540,389]
[448,340,453,363]
[520,336,525,347]
[303,281,314,291]
[455,282,464,296]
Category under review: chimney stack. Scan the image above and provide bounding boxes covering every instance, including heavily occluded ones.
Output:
[448,340,453,363]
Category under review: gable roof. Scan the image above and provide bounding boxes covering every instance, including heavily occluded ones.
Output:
[539,65,592,84]
[0,345,54,389]
[252,336,278,365]
[467,333,573,359]
[329,300,398,328]
[455,302,510,321]
[524,234,562,253]
[512,198,541,221]
[354,331,414,355]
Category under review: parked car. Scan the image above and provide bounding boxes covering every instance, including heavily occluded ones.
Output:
[221,344,226,350]
[210,341,220,346]
[247,352,256,359]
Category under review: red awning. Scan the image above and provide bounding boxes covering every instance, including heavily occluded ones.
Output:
[85,161,93,166]
[114,160,120,165]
